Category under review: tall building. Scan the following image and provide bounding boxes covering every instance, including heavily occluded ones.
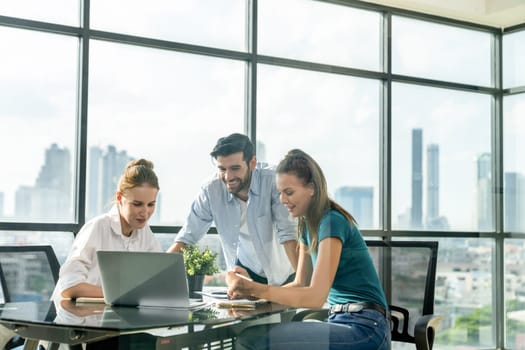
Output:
[411,128,423,229]
[425,144,449,230]
[335,186,373,228]
[426,144,439,228]
[505,172,525,232]
[33,144,71,220]
[87,145,133,218]
[426,144,439,221]
[100,145,132,213]
[477,153,493,231]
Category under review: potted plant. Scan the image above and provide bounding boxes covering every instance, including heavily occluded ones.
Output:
[181,245,219,298]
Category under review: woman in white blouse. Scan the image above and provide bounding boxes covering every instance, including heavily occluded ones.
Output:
[52,158,162,300]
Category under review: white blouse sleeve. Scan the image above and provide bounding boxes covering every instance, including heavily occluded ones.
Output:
[54,220,102,296]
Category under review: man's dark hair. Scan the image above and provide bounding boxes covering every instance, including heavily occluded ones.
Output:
[210,133,255,164]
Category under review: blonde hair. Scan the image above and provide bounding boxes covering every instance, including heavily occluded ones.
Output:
[276,149,356,252]
[116,159,159,197]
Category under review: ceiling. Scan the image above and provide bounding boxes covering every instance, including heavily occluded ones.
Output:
[359,0,525,28]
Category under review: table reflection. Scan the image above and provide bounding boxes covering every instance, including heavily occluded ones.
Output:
[55,299,107,327]
[1,299,293,331]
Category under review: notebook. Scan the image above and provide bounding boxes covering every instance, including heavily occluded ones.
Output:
[196,288,269,309]
[96,250,205,309]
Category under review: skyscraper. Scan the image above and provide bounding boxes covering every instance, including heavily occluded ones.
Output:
[100,145,133,213]
[335,186,374,228]
[87,145,133,218]
[476,153,493,231]
[33,143,71,220]
[426,144,439,224]
[411,128,423,229]
[425,144,449,230]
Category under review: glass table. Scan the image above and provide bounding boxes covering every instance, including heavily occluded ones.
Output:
[0,299,296,350]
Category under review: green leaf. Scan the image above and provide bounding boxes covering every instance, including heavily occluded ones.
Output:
[181,245,219,276]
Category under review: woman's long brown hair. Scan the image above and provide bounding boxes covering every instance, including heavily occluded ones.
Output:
[276,149,356,252]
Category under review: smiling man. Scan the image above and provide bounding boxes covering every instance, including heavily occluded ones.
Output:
[167,133,298,285]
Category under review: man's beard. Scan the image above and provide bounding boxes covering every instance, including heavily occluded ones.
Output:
[227,170,252,195]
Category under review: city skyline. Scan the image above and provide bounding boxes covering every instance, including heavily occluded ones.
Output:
[0,137,524,232]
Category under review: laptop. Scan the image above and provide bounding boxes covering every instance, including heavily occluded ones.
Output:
[97,251,204,309]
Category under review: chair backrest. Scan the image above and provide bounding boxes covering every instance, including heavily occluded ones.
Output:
[0,245,60,303]
[366,241,439,338]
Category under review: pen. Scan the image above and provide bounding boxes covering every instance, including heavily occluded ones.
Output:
[235,272,253,282]
[216,302,256,309]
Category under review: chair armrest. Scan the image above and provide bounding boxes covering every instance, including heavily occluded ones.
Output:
[414,314,443,350]
[390,305,443,350]
[291,308,329,322]
[390,305,410,339]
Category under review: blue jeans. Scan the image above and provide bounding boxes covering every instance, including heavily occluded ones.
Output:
[236,309,391,350]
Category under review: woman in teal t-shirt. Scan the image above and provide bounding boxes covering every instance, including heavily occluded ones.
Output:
[226,149,390,350]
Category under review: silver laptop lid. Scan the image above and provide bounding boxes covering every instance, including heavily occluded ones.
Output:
[97,251,189,308]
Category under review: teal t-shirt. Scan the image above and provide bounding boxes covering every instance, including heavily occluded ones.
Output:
[301,209,387,308]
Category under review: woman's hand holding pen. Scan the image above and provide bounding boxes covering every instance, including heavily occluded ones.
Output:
[226,266,253,299]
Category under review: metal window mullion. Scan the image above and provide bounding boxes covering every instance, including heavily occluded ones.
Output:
[503,86,525,95]
[75,0,90,233]
[246,0,257,144]
[0,14,82,36]
[492,30,505,350]
[380,10,393,303]
[0,222,81,232]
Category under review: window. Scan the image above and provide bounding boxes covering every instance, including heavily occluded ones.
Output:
[0,0,79,26]
[257,64,381,229]
[505,239,525,349]
[0,231,74,265]
[433,238,494,349]
[91,0,247,52]
[0,27,78,223]
[392,83,492,231]
[87,40,245,225]
[392,16,492,87]
[258,0,381,71]
[504,94,525,233]
[503,30,525,88]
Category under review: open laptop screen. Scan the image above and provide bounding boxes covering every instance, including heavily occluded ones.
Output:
[97,251,191,308]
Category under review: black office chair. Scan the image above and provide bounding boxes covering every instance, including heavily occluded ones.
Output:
[0,245,61,350]
[292,240,443,350]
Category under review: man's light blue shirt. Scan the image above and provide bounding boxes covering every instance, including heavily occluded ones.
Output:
[175,166,296,285]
